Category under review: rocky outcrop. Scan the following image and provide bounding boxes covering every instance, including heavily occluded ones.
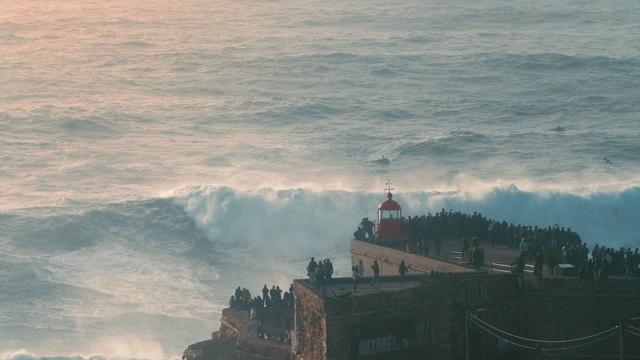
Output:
[183,337,236,360]
[183,308,292,360]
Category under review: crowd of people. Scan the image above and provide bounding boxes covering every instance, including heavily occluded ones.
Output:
[358,209,585,251]
[355,208,640,280]
[509,234,639,280]
[229,284,294,344]
[565,243,637,280]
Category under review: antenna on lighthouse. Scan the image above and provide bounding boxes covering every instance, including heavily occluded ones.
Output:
[384,179,394,194]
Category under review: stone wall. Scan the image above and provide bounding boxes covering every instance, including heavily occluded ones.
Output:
[513,277,640,359]
[293,273,522,359]
[188,273,640,360]
[351,239,473,277]
[293,274,640,360]
[292,281,328,358]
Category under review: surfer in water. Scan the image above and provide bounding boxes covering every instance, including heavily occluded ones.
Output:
[602,156,612,164]
[374,155,390,164]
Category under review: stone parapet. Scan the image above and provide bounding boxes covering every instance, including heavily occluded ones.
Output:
[293,273,640,360]
[351,239,473,276]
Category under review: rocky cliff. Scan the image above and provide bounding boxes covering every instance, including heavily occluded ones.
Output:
[183,308,293,360]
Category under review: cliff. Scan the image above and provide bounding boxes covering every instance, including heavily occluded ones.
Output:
[183,307,293,360]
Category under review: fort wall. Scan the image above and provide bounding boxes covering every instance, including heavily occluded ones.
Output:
[351,239,473,276]
[513,277,640,359]
[293,275,640,360]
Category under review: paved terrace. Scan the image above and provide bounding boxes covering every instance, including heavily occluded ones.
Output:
[323,237,510,298]
[333,236,593,298]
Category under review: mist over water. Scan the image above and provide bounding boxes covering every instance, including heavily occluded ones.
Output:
[1,0,640,358]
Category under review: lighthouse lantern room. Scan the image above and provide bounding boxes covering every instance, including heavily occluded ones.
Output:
[375,180,409,242]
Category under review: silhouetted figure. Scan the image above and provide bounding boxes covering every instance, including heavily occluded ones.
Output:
[262,285,269,307]
[598,263,609,280]
[352,265,360,292]
[324,259,333,287]
[534,252,544,277]
[306,257,317,286]
[519,238,529,259]
[399,260,409,283]
[371,260,380,287]
[435,236,443,256]
[511,254,526,274]
[354,226,364,240]
[546,248,557,276]
[462,236,471,260]
[316,261,326,293]
[234,286,243,310]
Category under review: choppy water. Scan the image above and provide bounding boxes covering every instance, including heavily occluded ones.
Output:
[1,0,640,358]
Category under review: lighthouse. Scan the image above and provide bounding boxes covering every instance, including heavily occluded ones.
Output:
[375,180,409,243]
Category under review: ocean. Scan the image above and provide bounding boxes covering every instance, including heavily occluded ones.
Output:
[1,0,639,358]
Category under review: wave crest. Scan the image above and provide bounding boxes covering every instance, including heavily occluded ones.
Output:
[173,183,640,259]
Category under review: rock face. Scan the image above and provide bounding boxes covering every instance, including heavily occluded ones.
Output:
[183,337,235,360]
[183,307,293,360]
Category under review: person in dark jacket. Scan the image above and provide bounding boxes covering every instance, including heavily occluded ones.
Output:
[399,260,409,283]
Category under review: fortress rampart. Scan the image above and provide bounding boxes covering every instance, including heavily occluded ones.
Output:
[351,239,473,275]
[184,274,640,359]
[293,274,640,359]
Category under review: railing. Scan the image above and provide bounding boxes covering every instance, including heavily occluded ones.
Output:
[445,250,464,261]
[491,262,534,275]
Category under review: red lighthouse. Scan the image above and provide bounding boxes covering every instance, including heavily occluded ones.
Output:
[375,180,408,242]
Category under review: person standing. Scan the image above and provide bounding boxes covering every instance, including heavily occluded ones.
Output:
[398,260,409,283]
[546,248,557,276]
[422,237,429,256]
[625,249,637,280]
[306,257,317,286]
[262,285,269,307]
[534,252,544,277]
[352,265,360,292]
[316,261,326,293]
[324,259,334,287]
[519,238,529,259]
[462,236,471,260]
[235,286,243,310]
[371,260,380,287]
[435,236,443,256]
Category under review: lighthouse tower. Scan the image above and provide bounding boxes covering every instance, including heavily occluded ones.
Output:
[375,180,409,242]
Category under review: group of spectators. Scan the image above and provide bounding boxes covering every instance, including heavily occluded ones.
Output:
[461,235,484,267]
[512,235,639,280]
[404,210,585,253]
[355,208,640,280]
[354,217,376,242]
[229,284,294,343]
[230,284,294,312]
[572,244,639,280]
[305,257,334,294]
[356,209,584,251]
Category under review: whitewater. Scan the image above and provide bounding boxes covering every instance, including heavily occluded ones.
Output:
[1,0,639,358]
